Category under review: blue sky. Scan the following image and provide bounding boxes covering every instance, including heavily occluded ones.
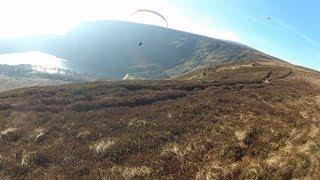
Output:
[171,0,320,70]
[0,0,319,70]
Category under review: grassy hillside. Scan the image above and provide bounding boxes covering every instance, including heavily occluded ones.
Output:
[0,74,70,92]
[0,60,320,179]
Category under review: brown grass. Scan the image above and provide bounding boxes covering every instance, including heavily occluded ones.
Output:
[0,61,319,179]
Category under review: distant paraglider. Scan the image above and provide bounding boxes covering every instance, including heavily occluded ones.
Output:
[131,9,168,47]
[266,16,271,21]
[131,9,169,28]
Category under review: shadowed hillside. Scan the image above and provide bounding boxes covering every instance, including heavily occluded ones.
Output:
[0,60,320,179]
[0,21,277,79]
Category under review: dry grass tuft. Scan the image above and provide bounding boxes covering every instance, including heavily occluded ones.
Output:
[91,139,116,154]
[111,165,153,178]
[1,127,21,142]
[32,128,47,143]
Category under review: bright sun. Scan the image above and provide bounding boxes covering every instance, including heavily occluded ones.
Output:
[0,0,171,38]
[0,0,239,41]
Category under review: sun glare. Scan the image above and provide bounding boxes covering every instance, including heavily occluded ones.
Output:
[0,51,65,68]
[0,0,239,41]
[0,0,172,38]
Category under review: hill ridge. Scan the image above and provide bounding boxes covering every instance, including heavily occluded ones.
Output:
[0,20,280,79]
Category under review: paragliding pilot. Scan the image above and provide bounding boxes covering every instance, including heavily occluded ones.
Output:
[131,9,168,47]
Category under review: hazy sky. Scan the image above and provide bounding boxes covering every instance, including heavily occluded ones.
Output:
[0,0,319,70]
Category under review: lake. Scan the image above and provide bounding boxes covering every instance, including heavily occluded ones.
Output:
[0,51,71,69]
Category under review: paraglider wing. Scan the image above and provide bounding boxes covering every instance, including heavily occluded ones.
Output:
[131,9,168,27]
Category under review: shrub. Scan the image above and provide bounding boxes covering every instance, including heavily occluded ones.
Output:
[71,102,97,112]
[0,103,12,111]
[21,151,50,166]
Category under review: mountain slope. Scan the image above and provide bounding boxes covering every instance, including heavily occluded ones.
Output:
[0,60,320,179]
[0,20,277,79]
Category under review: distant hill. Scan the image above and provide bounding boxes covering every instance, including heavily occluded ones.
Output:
[0,64,99,92]
[0,20,279,79]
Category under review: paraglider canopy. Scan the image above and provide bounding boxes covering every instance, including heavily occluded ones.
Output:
[131,9,169,28]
